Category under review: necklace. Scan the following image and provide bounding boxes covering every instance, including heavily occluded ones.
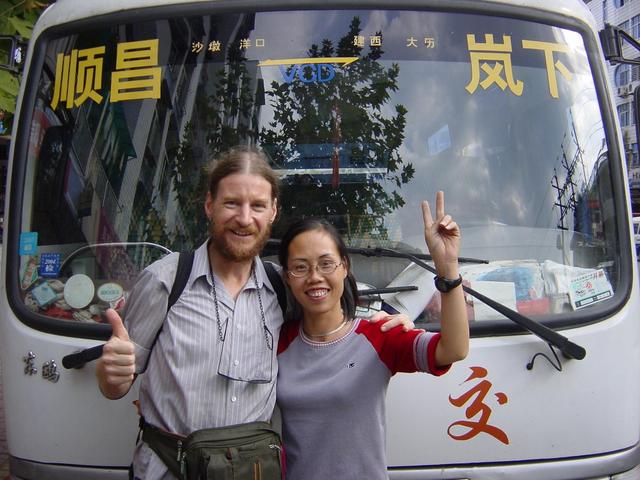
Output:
[210,261,273,351]
[303,317,350,338]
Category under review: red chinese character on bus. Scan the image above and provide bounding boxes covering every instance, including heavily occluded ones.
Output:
[448,366,509,445]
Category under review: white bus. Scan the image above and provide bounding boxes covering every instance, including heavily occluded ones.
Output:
[1,0,639,478]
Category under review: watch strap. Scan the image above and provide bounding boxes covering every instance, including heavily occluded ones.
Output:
[434,274,463,293]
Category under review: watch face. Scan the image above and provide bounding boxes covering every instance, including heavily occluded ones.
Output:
[434,275,462,293]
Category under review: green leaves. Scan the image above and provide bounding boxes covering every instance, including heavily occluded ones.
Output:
[6,16,34,38]
[0,0,49,131]
[0,0,40,37]
[0,69,19,112]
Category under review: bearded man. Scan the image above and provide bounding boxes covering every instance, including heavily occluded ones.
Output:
[96,146,283,479]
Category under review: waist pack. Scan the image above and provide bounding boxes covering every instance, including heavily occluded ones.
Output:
[140,417,283,480]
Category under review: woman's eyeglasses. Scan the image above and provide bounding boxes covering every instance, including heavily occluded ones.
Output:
[287,260,342,278]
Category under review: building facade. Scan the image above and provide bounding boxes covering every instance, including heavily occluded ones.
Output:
[586,0,640,213]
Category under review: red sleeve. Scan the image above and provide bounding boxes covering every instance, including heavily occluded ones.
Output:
[356,319,422,374]
[357,320,451,376]
[277,320,300,355]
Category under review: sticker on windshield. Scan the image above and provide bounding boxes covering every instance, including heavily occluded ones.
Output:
[568,269,613,309]
[97,282,124,303]
[19,231,38,255]
[63,273,95,309]
[39,252,61,278]
[20,255,39,290]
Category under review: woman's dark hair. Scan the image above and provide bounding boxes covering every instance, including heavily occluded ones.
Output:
[278,218,359,320]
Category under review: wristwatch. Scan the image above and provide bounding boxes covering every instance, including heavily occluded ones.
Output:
[434,274,463,293]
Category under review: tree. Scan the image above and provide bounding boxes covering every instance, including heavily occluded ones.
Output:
[167,25,260,248]
[165,15,412,246]
[0,0,50,134]
[261,16,412,240]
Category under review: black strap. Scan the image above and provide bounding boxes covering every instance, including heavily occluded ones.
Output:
[139,416,186,479]
[167,251,286,316]
[263,260,286,316]
[167,251,195,312]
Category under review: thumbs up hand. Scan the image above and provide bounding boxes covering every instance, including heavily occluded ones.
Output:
[96,309,137,399]
[106,308,131,342]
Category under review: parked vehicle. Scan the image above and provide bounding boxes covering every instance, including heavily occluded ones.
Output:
[1,0,639,478]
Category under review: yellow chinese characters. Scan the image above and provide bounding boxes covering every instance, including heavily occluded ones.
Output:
[466,33,573,99]
[51,39,162,109]
[51,46,105,109]
[466,34,523,96]
[521,39,572,98]
[111,39,162,102]
[354,35,383,48]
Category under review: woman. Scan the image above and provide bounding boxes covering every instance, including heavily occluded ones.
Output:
[276,192,469,480]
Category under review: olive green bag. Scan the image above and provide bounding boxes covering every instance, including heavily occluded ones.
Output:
[141,418,283,480]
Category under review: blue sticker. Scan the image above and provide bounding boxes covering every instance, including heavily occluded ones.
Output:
[31,282,57,307]
[39,253,61,278]
[19,232,38,255]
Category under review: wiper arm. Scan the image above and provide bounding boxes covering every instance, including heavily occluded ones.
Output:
[359,286,418,296]
[344,245,586,361]
[264,239,488,265]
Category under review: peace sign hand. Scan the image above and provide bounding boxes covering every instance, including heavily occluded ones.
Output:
[421,191,460,277]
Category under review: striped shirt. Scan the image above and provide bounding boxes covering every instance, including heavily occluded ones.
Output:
[125,240,284,480]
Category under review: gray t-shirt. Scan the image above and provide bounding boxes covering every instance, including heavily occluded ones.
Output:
[126,241,284,480]
[276,318,449,480]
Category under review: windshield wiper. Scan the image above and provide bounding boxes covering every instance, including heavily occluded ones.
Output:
[359,286,418,296]
[263,239,488,265]
[346,245,586,362]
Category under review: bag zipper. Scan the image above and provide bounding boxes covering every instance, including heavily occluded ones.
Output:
[177,439,187,478]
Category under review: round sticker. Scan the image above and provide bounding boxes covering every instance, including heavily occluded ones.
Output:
[97,282,124,303]
[63,274,95,309]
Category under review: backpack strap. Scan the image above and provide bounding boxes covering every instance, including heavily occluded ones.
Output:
[167,250,195,312]
[168,252,285,316]
[262,260,287,316]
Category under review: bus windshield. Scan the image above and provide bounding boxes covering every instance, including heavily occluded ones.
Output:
[15,8,619,331]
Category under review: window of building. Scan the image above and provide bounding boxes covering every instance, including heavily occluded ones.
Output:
[630,143,639,167]
[616,63,632,85]
[619,19,630,32]
[618,102,631,126]
[614,0,626,8]
[632,15,640,37]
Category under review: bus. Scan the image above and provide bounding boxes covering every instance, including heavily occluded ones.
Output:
[1,0,639,478]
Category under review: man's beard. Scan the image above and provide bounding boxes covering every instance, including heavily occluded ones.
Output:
[209,221,272,262]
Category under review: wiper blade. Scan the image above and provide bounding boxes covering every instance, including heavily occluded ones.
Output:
[349,246,488,265]
[359,286,418,296]
[381,247,585,361]
[307,243,585,361]
[264,239,488,265]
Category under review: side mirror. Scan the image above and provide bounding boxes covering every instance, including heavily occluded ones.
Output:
[599,25,623,63]
[598,25,640,151]
[0,35,28,73]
